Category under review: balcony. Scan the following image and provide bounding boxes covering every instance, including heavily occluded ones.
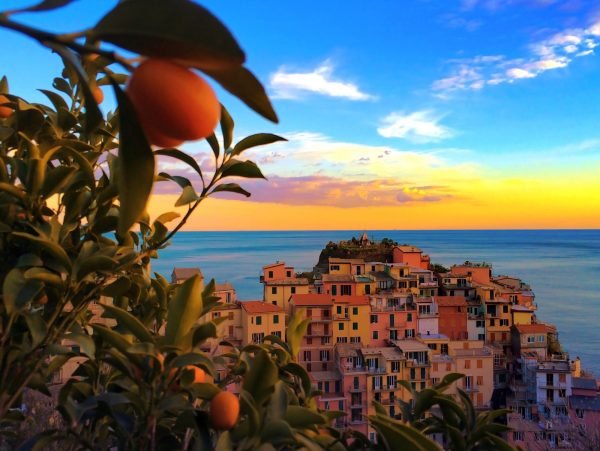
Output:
[367,367,387,374]
[407,359,429,367]
[387,322,407,330]
[333,314,350,321]
[348,385,366,392]
[310,316,332,322]
[419,282,438,288]
[343,365,366,373]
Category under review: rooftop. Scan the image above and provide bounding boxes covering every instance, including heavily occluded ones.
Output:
[453,347,492,357]
[291,294,333,306]
[172,267,203,280]
[360,346,405,360]
[572,377,598,391]
[511,305,533,312]
[322,274,354,283]
[240,301,284,314]
[391,339,430,353]
[263,261,285,269]
[215,282,234,291]
[569,395,600,412]
[370,271,394,281]
[513,324,551,334]
[336,343,362,357]
[435,296,467,307]
[309,370,341,382]
[394,245,422,253]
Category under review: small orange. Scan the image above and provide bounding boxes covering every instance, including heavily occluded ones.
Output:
[0,94,12,118]
[187,365,206,383]
[209,391,239,430]
[126,59,220,146]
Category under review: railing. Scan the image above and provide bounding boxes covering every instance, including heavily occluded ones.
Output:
[367,367,387,374]
[349,385,366,392]
[343,366,366,373]
[333,314,350,320]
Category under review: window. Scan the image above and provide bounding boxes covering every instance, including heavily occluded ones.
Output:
[252,332,264,343]
[212,312,220,319]
[373,331,379,340]
[303,351,312,361]
[390,314,395,326]
[405,329,415,338]
[268,271,273,278]
[391,361,400,373]
[477,359,482,368]
[576,409,584,419]
[410,368,416,380]
[464,376,473,389]
[341,285,352,296]
[337,337,348,343]
[365,285,371,294]
[433,363,438,371]
[558,389,566,398]
[331,285,337,295]
[228,311,234,320]
[489,319,495,327]
[464,359,471,369]
[476,376,483,386]
[503,305,509,313]
[432,377,440,385]
[320,350,329,361]
[338,322,344,331]
[352,322,358,330]
[476,320,484,328]
[330,265,340,271]
[256,316,262,326]
[353,307,358,315]
[291,286,296,294]
[407,313,413,322]
[387,375,397,388]
[272,331,281,338]
[350,336,361,343]
[512,431,524,441]
[559,373,566,383]
[336,306,342,315]
[273,314,279,324]
[537,335,545,342]
[528,336,536,343]
[428,344,437,350]
[421,368,426,379]
[500,319,509,326]
[322,336,331,345]
[478,333,485,340]
[271,287,277,294]
[420,382,426,390]
[446,363,452,371]
[370,315,378,324]
[441,344,448,354]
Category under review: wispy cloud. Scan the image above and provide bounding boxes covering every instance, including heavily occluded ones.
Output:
[377,110,456,143]
[209,175,454,207]
[433,19,600,95]
[269,60,374,101]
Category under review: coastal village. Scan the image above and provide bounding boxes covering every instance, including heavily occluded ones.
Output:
[55,234,599,449]
[191,233,600,449]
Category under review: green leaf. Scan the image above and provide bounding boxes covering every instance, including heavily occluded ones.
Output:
[41,166,76,198]
[67,333,95,358]
[284,406,325,428]
[211,183,250,197]
[91,324,132,353]
[242,349,278,405]
[24,314,47,347]
[203,66,278,123]
[38,89,68,112]
[220,159,265,179]
[165,274,204,347]
[155,211,180,225]
[0,181,25,200]
[23,267,63,287]
[100,303,155,344]
[49,44,102,133]
[175,185,199,207]
[206,133,220,160]
[110,80,155,235]
[154,148,204,184]
[12,232,71,271]
[369,415,440,451]
[101,277,131,297]
[11,0,75,13]
[232,133,286,157]
[220,104,234,150]
[94,0,244,70]
[75,255,117,281]
[0,76,8,95]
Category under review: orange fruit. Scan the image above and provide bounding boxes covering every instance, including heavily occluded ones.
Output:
[188,365,206,383]
[126,59,220,146]
[0,94,12,118]
[209,391,239,430]
[92,86,104,105]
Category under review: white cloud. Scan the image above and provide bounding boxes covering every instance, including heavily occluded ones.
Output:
[269,60,373,101]
[433,19,599,95]
[377,111,455,143]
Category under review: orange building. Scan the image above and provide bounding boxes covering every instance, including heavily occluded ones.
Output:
[392,245,429,269]
[240,301,285,346]
[436,296,468,340]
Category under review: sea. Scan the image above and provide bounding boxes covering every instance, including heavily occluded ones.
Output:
[152,230,600,375]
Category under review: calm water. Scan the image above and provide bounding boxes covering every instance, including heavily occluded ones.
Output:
[152,230,600,375]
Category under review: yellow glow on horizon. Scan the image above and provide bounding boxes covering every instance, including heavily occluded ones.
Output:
[146,169,600,230]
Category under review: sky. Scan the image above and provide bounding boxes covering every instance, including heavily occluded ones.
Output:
[1,0,600,230]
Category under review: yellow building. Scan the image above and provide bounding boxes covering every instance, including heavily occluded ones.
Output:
[263,278,310,313]
[332,296,371,345]
[511,304,534,325]
[430,340,494,409]
[329,258,366,276]
[240,301,285,346]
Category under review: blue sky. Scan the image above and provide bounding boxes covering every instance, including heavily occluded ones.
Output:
[0,0,599,229]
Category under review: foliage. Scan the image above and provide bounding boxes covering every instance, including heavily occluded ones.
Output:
[429,263,450,274]
[0,1,518,450]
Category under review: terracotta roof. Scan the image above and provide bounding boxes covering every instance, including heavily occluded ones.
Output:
[322,274,354,283]
[263,262,285,269]
[215,282,234,291]
[513,324,549,334]
[172,267,203,280]
[265,278,309,286]
[572,377,598,391]
[240,301,283,314]
[435,296,467,306]
[333,295,370,305]
[511,305,533,312]
[291,294,333,306]
[394,245,422,253]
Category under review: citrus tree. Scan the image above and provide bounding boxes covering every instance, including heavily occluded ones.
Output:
[0,1,518,450]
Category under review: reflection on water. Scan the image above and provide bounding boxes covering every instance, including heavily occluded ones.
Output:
[153,229,600,374]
